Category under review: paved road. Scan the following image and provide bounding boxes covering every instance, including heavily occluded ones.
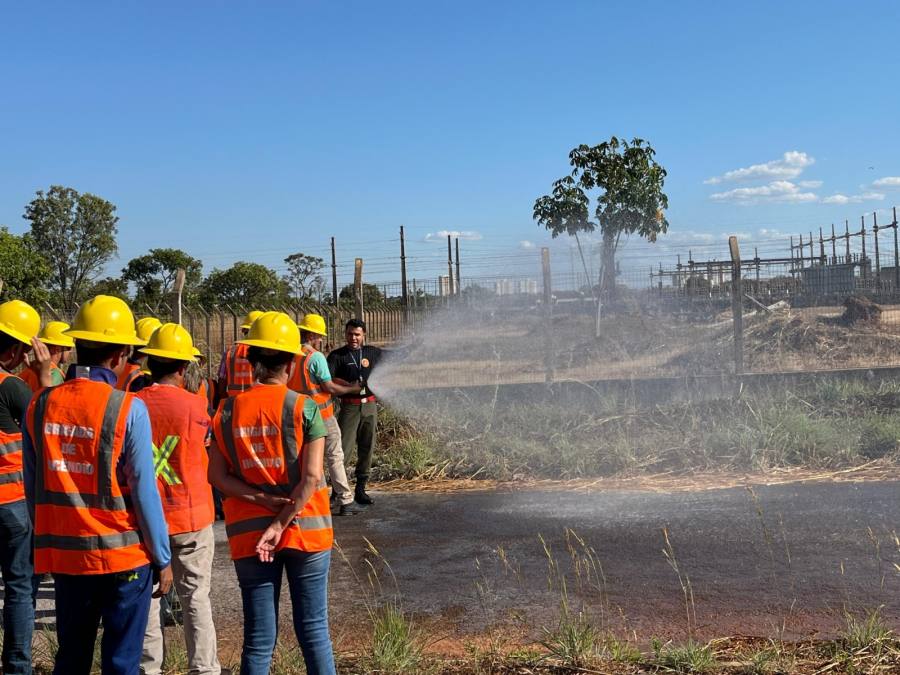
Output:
[308,481,900,642]
[27,481,899,651]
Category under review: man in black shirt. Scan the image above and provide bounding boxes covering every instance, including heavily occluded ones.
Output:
[327,319,383,506]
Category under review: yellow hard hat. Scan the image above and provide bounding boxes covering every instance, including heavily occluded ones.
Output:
[64,295,145,346]
[139,323,196,362]
[0,300,41,345]
[135,317,163,343]
[192,347,203,358]
[298,313,327,336]
[38,321,75,348]
[238,311,301,354]
[240,310,265,330]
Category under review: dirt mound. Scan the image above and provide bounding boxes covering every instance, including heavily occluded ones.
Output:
[841,295,882,324]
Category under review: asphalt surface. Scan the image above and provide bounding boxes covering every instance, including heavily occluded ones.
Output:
[311,481,900,642]
[23,481,900,652]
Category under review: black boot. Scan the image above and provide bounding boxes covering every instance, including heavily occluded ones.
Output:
[354,479,374,506]
[336,502,360,516]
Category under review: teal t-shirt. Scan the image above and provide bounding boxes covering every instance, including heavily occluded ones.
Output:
[301,397,327,441]
[307,351,331,385]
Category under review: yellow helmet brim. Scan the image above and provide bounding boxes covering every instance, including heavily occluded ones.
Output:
[39,336,75,348]
[0,324,33,346]
[238,338,300,355]
[139,347,196,362]
[64,329,148,346]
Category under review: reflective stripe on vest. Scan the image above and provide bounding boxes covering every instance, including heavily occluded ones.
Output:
[225,344,253,395]
[214,386,332,559]
[29,381,150,575]
[225,513,333,539]
[0,372,25,504]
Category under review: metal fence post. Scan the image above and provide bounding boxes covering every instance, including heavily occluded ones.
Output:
[541,247,554,383]
[729,236,743,376]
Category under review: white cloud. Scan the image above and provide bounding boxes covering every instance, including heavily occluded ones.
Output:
[424,230,483,242]
[518,240,536,249]
[822,191,885,205]
[798,180,823,188]
[709,180,818,204]
[873,176,900,188]
[704,151,815,185]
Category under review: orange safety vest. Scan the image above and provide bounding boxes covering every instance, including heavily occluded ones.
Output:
[137,384,215,536]
[117,362,144,391]
[212,385,332,560]
[26,379,151,575]
[223,343,254,397]
[287,346,334,420]
[18,364,65,393]
[0,372,25,505]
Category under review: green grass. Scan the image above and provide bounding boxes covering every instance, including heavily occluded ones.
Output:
[366,603,424,674]
[375,379,900,480]
[652,638,717,673]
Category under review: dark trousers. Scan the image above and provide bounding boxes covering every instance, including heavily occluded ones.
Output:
[0,499,35,674]
[53,564,152,675]
[337,401,377,481]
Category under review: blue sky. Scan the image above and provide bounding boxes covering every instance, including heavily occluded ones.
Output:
[2,1,899,289]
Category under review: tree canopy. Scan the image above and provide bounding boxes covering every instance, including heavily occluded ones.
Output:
[283,252,325,299]
[0,227,52,306]
[534,137,668,296]
[23,185,119,311]
[122,248,203,309]
[339,283,384,306]
[198,261,288,308]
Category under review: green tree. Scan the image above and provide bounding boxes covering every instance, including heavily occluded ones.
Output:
[86,276,131,302]
[283,252,325,299]
[339,283,385,306]
[534,137,668,298]
[0,227,52,306]
[122,248,203,309]
[23,185,119,311]
[199,262,288,308]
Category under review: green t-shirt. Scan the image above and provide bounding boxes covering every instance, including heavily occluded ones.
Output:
[306,350,332,384]
[49,365,65,386]
[302,397,327,442]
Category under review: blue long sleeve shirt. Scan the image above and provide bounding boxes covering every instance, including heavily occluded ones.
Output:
[22,365,171,569]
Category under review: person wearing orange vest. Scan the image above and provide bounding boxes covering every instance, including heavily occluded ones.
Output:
[214,310,263,406]
[288,313,362,517]
[209,312,335,675]
[0,300,44,674]
[116,316,162,392]
[22,295,172,675]
[135,324,223,675]
[17,321,74,392]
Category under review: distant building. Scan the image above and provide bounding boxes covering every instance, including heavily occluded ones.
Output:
[799,264,855,295]
[438,275,452,296]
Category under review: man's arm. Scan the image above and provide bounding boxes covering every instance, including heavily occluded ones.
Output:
[311,352,360,396]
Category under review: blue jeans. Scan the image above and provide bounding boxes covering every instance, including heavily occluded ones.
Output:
[53,564,152,675]
[0,499,35,675]
[234,549,335,675]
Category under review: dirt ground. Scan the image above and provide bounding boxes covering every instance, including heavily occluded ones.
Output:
[377,303,900,390]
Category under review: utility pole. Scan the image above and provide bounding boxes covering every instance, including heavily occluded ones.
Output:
[455,237,461,296]
[353,258,363,320]
[446,234,454,297]
[330,237,338,305]
[399,225,408,307]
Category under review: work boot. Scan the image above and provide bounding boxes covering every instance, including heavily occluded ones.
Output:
[354,480,374,506]
[336,502,360,516]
